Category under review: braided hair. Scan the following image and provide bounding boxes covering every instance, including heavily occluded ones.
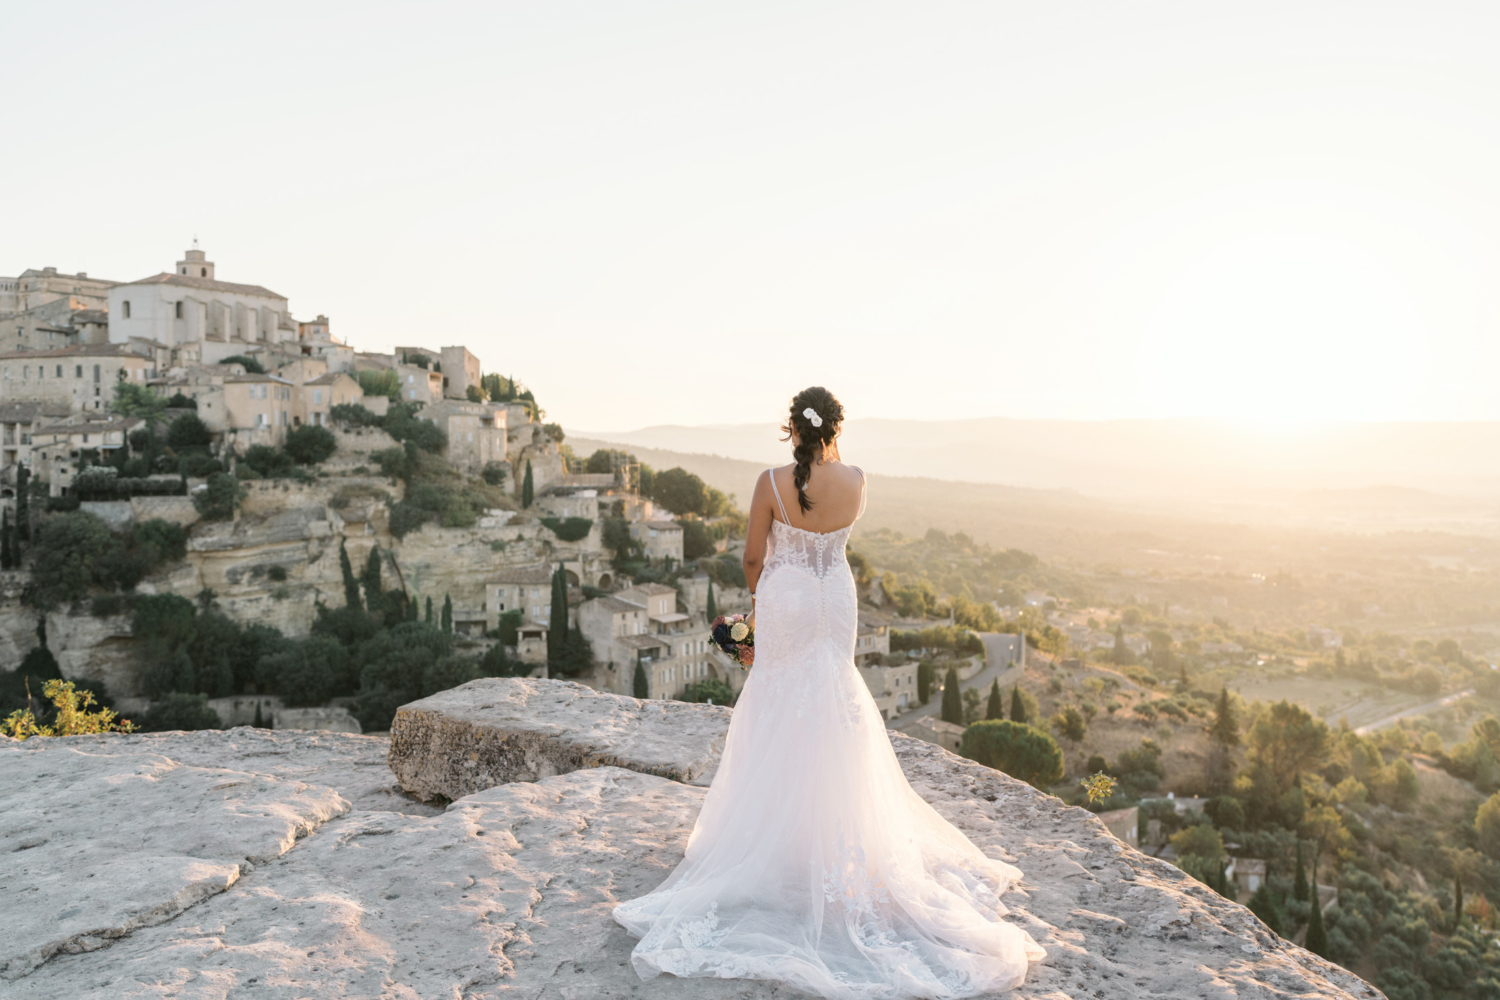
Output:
[780,387,845,514]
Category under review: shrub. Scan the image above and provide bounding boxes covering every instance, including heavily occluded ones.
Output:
[241,444,298,478]
[481,461,508,486]
[1051,705,1087,742]
[540,517,594,542]
[28,512,112,609]
[143,692,222,732]
[422,654,482,696]
[134,518,188,564]
[650,467,709,515]
[284,425,337,465]
[330,483,390,509]
[890,626,984,656]
[167,413,212,450]
[194,472,246,521]
[681,677,736,706]
[330,402,380,426]
[3,679,136,739]
[178,453,222,478]
[960,720,1065,789]
[356,369,400,400]
[268,565,288,582]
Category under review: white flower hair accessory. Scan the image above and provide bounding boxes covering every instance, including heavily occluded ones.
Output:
[802,407,823,428]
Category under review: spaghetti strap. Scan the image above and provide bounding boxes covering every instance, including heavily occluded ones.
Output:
[767,468,791,523]
[852,465,867,519]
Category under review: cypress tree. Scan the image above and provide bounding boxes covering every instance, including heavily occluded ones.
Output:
[253,701,263,728]
[1305,863,1328,957]
[547,564,568,675]
[1293,842,1309,903]
[1211,686,1240,747]
[633,660,649,699]
[1,508,12,570]
[407,595,418,622]
[705,579,717,619]
[985,678,1003,720]
[1009,684,1029,724]
[441,594,453,634]
[339,539,361,610]
[426,596,434,624]
[1456,873,1466,930]
[16,465,29,542]
[361,546,383,615]
[522,460,534,508]
[1248,882,1284,936]
[940,665,962,725]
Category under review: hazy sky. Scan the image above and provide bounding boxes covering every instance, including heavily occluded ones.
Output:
[6,1,1500,430]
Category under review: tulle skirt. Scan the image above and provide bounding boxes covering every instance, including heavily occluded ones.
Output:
[613,600,1044,999]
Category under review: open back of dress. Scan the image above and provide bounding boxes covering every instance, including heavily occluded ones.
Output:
[614,471,1043,999]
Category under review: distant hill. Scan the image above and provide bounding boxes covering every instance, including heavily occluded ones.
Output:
[569,417,1500,500]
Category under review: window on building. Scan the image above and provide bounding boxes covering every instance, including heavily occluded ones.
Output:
[93,365,100,383]
[122,301,131,318]
[55,365,61,377]
[313,390,322,404]
[174,302,183,319]
[200,267,206,277]
[74,365,81,378]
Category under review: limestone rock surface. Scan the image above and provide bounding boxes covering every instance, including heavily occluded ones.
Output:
[2,684,1384,1000]
[0,735,350,980]
[388,677,731,799]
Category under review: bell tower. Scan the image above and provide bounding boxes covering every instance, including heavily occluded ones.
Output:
[176,238,215,280]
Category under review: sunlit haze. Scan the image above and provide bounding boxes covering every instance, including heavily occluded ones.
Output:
[6,1,1500,430]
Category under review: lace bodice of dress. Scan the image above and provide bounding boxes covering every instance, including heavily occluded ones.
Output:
[762,519,853,580]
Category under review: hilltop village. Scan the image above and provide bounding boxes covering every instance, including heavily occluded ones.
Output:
[0,247,909,733]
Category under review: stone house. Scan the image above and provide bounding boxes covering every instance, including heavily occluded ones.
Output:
[578,583,721,701]
[31,415,142,495]
[0,344,157,413]
[898,717,965,753]
[395,364,444,404]
[855,614,915,720]
[108,246,301,366]
[295,372,364,428]
[630,519,683,565]
[0,401,69,493]
[222,373,296,447]
[291,315,352,372]
[0,267,119,352]
[418,399,506,473]
[484,564,558,635]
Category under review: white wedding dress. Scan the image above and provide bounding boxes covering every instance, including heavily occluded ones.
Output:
[614,469,1044,998]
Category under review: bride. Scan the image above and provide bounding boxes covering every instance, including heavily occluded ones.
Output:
[613,387,1044,998]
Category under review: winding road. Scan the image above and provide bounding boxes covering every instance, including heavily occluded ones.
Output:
[1352,687,1475,735]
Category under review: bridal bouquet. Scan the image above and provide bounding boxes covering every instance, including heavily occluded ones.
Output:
[711,614,755,668]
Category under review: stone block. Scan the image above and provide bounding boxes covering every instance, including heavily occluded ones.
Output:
[387,677,729,800]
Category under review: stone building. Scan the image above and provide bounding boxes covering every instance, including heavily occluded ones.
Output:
[0,344,157,413]
[296,372,364,428]
[630,519,683,565]
[108,245,303,367]
[0,401,68,493]
[418,399,506,473]
[0,267,120,352]
[484,564,557,634]
[31,415,142,496]
[854,613,916,720]
[577,583,720,701]
[394,364,444,404]
[221,373,296,448]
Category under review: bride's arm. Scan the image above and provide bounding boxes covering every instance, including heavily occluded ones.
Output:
[741,471,774,619]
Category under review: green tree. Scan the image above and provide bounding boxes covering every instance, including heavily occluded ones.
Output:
[1293,841,1309,902]
[1,508,12,570]
[1010,684,1030,724]
[1306,865,1328,958]
[422,654,481,696]
[985,679,1003,720]
[1051,705,1087,743]
[1211,686,1240,747]
[110,381,167,422]
[940,665,962,725]
[1170,823,1226,865]
[143,692,222,732]
[16,465,30,542]
[1248,882,1285,936]
[706,579,717,619]
[480,639,522,677]
[167,412,212,450]
[1111,623,1135,665]
[522,460,534,508]
[361,546,383,617]
[1455,874,1465,930]
[285,424,337,464]
[193,472,245,521]
[28,512,112,609]
[425,595,434,624]
[356,368,400,400]
[547,564,568,675]
[1476,791,1500,858]
[1388,756,1421,811]
[339,539,362,610]
[466,384,485,403]
[633,660,648,698]
[916,662,934,704]
[552,626,593,678]
[1248,700,1329,798]
[679,518,716,561]
[441,594,453,634]
[651,467,709,516]
[960,720,1065,789]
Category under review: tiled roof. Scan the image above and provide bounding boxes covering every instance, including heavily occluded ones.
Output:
[618,635,667,651]
[0,402,69,423]
[304,372,356,385]
[224,374,293,384]
[627,582,677,595]
[119,272,286,300]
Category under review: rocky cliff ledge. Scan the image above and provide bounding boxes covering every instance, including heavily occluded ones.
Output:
[2,678,1381,999]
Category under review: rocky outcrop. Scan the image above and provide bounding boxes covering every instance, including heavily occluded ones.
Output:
[2,682,1382,999]
[388,678,729,799]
